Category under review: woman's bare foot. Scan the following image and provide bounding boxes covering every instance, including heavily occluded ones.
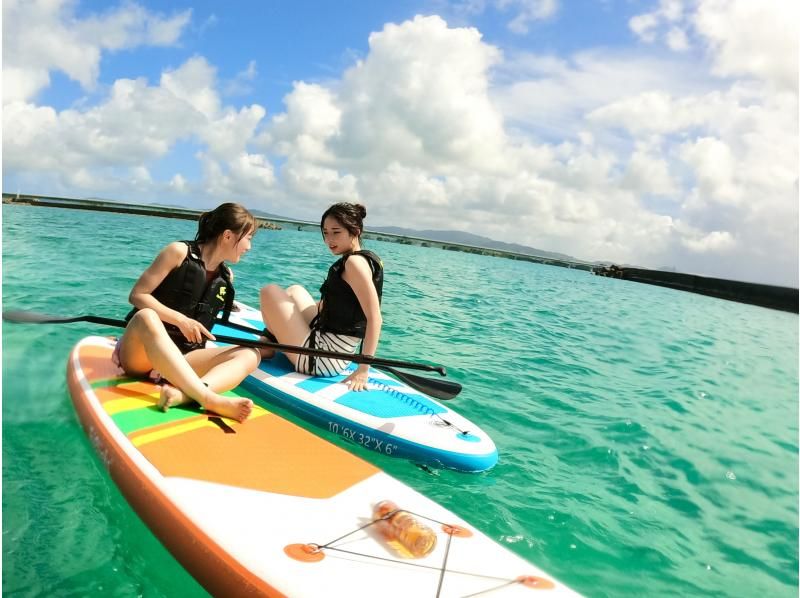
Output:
[158,384,193,412]
[203,393,254,423]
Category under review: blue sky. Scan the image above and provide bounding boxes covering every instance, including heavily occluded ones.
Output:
[34,1,653,121]
[3,0,798,285]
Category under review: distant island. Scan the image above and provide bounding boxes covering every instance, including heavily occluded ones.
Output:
[369,226,576,262]
[244,204,597,270]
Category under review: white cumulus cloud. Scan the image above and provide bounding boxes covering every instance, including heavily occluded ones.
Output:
[2,0,191,102]
[694,0,799,91]
[2,2,797,285]
[681,229,735,253]
[630,0,798,91]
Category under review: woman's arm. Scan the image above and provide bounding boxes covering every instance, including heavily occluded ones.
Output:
[129,242,214,345]
[341,255,383,391]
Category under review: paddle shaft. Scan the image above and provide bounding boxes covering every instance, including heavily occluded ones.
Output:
[216,318,447,374]
[78,315,445,374]
[3,310,462,400]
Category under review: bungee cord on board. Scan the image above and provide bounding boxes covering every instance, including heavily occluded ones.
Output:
[284,507,548,597]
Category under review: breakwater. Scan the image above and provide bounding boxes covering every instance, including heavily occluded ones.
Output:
[594,265,798,313]
[4,192,797,313]
[2,193,280,230]
[2,192,595,271]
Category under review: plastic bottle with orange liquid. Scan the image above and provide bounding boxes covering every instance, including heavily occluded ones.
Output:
[372,500,438,558]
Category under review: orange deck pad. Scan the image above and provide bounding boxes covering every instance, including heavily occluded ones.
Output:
[135,411,379,498]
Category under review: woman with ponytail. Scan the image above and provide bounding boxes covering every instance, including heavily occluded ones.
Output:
[114,203,260,422]
[260,202,383,391]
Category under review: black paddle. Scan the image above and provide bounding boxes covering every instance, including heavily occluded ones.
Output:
[3,310,462,400]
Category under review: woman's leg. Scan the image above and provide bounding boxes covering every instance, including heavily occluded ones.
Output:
[119,309,253,422]
[159,345,261,411]
[259,284,313,368]
[286,284,319,325]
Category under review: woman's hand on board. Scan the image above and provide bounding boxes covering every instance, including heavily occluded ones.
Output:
[343,365,370,391]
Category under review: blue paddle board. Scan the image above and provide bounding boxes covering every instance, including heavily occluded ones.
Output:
[213,302,499,471]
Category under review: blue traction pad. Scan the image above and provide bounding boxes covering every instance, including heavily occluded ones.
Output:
[216,320,446,418]
[337,387,445,418]
[214,322,260,340]
[242,317,264,331]
[257,358,446,419]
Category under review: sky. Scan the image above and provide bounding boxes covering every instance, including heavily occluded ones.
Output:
[3,0,798,286]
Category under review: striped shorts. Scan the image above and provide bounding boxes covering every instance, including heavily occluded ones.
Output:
[296,329,360,377]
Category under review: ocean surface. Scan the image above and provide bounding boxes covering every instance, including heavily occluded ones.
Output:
[3,204,798,597]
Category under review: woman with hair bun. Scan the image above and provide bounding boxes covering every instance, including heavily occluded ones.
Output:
[114,202,260,422]
[260,202,383,391]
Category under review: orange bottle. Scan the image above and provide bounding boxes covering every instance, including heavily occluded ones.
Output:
[372,500,438,558]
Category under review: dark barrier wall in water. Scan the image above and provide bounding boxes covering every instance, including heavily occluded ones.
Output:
[596,266,799,313]
[6,192,797,313]
[2,193,281,230]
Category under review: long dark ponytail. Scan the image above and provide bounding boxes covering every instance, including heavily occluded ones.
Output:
[195,203,256,245]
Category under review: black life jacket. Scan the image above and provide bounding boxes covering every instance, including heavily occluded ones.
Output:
[126,240,234,353]
[315,250,383,337]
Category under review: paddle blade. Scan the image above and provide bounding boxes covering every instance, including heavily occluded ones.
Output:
[2,311,128,328]
[3,310,81,324]
[379,366,462,400]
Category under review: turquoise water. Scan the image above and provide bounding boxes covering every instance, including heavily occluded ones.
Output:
[3,204,798,597]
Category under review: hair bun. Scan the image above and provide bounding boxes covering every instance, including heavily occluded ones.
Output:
[355,203,367,219]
